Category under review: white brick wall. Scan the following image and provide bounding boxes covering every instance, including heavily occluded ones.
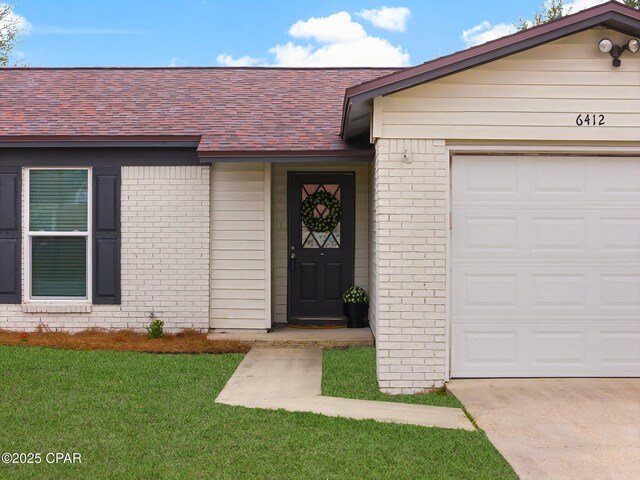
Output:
[0,165,210,332]
[372,139,449,394]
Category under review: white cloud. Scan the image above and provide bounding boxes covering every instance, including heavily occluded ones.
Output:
[356,6,411,32]
[270,36,409,67]
[0,4,31,35]
[217,11,410,67]
[216,53,261,66]
[289,12,366,43]
[461,21,515,47]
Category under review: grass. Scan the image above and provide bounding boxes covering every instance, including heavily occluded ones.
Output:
[0,346,516,479]
[323,347,463,408]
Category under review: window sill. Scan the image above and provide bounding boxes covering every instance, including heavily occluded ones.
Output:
[22,303,93,314]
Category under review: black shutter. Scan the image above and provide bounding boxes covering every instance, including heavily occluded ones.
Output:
[93,167,121,304]
[0,167,21,304]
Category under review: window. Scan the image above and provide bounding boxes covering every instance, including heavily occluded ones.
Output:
[26,169,91,300]
[300,183,342,249]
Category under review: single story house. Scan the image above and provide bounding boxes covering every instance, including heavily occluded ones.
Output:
[0,2,638,393]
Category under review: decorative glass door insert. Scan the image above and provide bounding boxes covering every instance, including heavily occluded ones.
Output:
[300,183,341,249]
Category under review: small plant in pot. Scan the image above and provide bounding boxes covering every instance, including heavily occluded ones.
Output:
[342,286,369,329]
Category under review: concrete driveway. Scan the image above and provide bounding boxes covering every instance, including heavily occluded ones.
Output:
[448,379,640,480]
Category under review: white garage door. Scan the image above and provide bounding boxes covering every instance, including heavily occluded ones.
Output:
[451,155,640,378]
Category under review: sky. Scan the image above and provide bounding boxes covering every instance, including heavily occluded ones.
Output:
[3,0,626,67]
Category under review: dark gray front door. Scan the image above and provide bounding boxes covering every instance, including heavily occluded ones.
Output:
[287,172,355,326]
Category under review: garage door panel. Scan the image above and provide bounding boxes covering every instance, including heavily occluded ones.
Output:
[530,331,586,366]
[454,265,640,317]
[455,155,640,204]
[533,217,586,253]
[453,157,519,202]
[532,157,588,195]
[457,216,518,253]
[452,155,640,378]
[454,328,519,367]
[462,273,518,308]
[452,322,640,377]
[453,209,640,259]
[600,217,640,253]
[600,274,640,308]
[598,331,640,366]
[533,274,586,309]
[597,158,640,198]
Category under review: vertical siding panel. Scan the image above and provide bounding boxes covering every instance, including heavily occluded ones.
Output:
[210,162,268,330]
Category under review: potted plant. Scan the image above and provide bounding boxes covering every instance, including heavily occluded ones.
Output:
[342,286,369,328]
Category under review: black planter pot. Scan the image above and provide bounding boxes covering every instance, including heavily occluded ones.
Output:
[343,303,369,328]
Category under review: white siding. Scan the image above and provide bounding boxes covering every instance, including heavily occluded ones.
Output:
[271,162,369,324]
[210,163,270,330]
[375,29,640,142]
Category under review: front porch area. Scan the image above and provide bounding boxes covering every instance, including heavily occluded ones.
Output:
[208,160,372,332]
[208,324,374,348]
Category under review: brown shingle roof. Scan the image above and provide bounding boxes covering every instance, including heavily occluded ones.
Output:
[0,67,398,156]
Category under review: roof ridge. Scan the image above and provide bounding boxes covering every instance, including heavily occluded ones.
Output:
[1,66,404,71]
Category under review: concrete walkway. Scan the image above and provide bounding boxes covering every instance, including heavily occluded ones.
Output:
[216,347,473,430]
[448,379,640,480]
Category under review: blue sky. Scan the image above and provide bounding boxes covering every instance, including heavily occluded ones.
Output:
[7,0,615,67]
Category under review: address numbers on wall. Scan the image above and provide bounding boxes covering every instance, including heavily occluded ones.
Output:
[575,114,605,126]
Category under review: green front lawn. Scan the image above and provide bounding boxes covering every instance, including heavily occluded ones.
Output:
[0,346,515,479]
[323,347,462,408]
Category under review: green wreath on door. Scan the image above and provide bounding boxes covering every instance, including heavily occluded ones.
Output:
[301,191,341,233]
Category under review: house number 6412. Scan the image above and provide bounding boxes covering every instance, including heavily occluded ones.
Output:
[576,114,605,126]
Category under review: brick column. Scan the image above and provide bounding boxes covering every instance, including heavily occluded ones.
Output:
[372,139,448,394]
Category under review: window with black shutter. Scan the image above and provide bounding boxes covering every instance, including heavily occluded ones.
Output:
[19,166,121,305]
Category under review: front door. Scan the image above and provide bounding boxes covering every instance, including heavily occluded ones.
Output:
[287,172,355,326]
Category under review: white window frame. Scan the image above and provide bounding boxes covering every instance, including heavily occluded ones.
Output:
[24,167,92,302]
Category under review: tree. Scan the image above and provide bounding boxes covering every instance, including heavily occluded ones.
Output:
[517,0,565,30]
[0,4,24,66]
[518,0,639,31]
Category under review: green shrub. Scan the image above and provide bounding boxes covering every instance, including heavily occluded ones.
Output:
[342,286,368,304]
[147,318,164,339]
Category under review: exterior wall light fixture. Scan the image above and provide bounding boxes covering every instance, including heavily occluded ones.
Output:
[598,38,640,67]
